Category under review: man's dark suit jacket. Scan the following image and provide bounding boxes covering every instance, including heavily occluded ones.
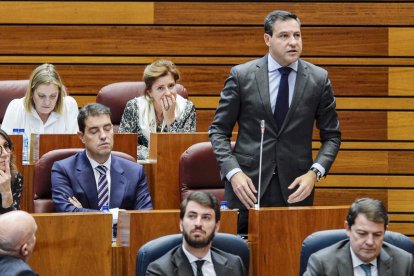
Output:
[304,239,414,276]
[0,255,37,276]
[51,150,152,212]
[209,55,341,210]
[146,245,246,276]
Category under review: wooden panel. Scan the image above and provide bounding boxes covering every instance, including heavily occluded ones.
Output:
[117,209,238,276]
[388,190,414,212]
[388,112,414,140]
[0,65,391,97]
[319,175,414,188]
[30,213,112,276]
[0,56,414,66]
[314,189,388,207]
[329,151,389,174]
[0,2,154,24]
[389,151,414,174]
[148,133,210,209]
[249,206,348,276]
[0,26,390,56]
[389,28,414,56]
[388,223,414,236]
[155,2,414,26]
[36,134,137,161]
[192,97,414,110]
[389,68,414,96]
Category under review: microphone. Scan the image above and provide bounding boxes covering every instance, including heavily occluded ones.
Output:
[255,120,265,210]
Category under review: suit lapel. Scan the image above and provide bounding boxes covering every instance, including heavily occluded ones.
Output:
[378,247,392,275]
[255,55,278,131]
[211,249,231,275]
[76,151,98,209]
[109,156,126,208]
[172,246,194,275]
[336,241,354,276]
[280,59,309,133]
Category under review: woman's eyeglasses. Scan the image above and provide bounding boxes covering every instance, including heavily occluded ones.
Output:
[0,144,12,155]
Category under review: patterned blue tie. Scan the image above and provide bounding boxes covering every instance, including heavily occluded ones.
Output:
[274,67,292,128]
[96,165,109,210]
[360,263,372,276]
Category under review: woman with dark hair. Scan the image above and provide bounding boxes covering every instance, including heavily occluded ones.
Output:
[0,129,23,214]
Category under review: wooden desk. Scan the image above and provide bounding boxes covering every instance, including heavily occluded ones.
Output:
[117,209,238,276]
[248,206,348,276]
[30,212,113,276]
[148,132,210,209]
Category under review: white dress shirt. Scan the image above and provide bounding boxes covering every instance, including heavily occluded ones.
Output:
[182,245,217,276]
[1,96,79,136]
[350,245,378,276]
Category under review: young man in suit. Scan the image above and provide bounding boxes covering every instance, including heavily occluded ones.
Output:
[51,103,152,212]
[0,210,38,276]
[304,198,414,275]
[146,192,246,276]
[209,10,341,233]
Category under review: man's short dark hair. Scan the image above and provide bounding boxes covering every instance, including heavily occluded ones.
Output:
[180,192,221,222]
[264,10,301,37]
[77,103,111,133]
[346,198,389,229]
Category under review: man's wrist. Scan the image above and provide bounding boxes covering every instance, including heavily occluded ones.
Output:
[309,167,322,182]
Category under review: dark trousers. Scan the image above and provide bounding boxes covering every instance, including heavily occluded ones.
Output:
[238,173,287,235]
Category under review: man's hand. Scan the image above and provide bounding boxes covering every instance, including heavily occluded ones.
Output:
[230,172,257,209]
[68,196,83,208]
[287,170,316,204]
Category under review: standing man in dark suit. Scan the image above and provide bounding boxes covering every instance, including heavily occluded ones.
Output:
[209,10,341,233]
[52,103,153,212]
[304,198,414,275]
[0,210,38,276]
[146,192,246,276]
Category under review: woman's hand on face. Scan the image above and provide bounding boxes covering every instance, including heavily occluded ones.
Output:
[0,156,12,194]
[161,94,176,125]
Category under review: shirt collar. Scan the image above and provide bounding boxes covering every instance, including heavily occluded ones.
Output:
[267,54,298,73]
[350,244,378,268]
[86,151,111,171]
[182,244,213,264]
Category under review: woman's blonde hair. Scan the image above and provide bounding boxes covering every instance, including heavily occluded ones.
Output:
[143,60,180,97]
[24,63,67,114]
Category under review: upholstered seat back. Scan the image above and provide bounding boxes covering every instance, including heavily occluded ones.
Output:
[96,81,188,132]
[0,80,28,123]
[179,142,235,202]
[33,148,135,213]
[136,233,249,276]
[299,229,414,275]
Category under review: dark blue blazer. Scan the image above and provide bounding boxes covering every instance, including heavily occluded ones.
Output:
[0,255,37,276]
[51,150,152,212]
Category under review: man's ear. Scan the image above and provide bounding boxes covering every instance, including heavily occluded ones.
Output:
[77,131,85,144]
[344,220,351,237]
[179,220,183,232]
[214,221,220,233]
[19,243,29,258]
[264,33,271,47]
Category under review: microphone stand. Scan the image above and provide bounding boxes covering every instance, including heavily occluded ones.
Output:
[255,120,265,210]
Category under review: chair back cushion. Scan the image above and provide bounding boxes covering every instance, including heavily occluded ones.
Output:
[96,82,188,132]
[179,142,234,202]
[136,233,249,276]
[299,229,414,275]
[0,80,28,123]
[33,148,135,213]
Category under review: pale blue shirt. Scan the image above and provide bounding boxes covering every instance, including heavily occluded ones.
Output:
[350,245,378,276]
[182,244,216,276]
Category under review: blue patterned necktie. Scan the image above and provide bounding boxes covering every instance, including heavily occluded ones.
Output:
[195,260,205,276]
[274,67,292,128]
[360,263,372,276]
[96,165,109,210]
